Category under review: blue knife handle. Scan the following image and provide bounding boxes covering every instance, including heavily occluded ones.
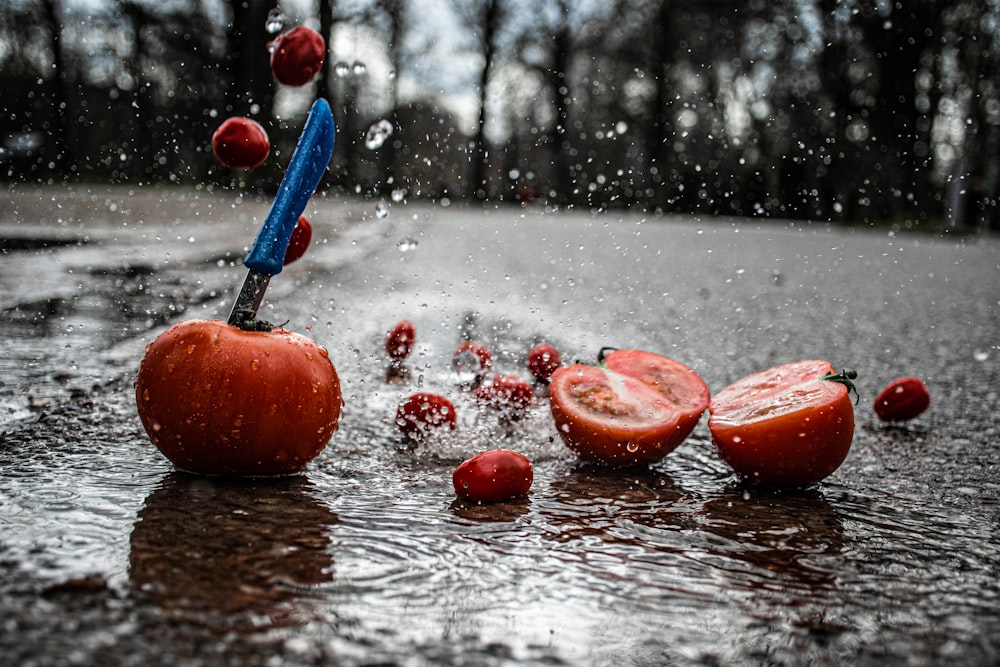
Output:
[243,98,335,276]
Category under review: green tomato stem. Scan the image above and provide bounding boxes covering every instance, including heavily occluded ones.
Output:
[821,368,859,404]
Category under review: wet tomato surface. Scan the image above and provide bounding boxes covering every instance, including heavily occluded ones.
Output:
[211,117,270,169]
[385,320,416,362]
[283,215,312,265]
[708,360,856,488]
[475,373,534,414]
[134,319,342,476]
[873,376,930,422]
[453,449,533,503]
[526,342,562,383]
[453,340,493,377]
[395,392,457,439]
[270,26,326,86]
[548,349,711,466]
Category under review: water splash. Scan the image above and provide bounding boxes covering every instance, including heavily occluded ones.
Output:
[375,201,390,219]
[264,8,285,34]
[333,61,351,78]
[351,61,368,76]
[365,120,394,150]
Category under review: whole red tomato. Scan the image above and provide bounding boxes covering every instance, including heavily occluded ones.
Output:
[526,342,561,383]
[283,215,312,265]
[475,374,534,413]
[873,376,930,422]
[549,349,711,466]
[212,117,270,169]
[396,392,457,438]
[270,26,325,87]
[135,319,342,476]
[453,449,533,502]
[386,320,416,362]
[708,360,856,488]
[453,340,493,377]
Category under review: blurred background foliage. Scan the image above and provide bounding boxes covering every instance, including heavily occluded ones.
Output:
[1,0,997,228]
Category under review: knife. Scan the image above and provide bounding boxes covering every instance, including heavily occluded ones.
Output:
[227,98,335,325]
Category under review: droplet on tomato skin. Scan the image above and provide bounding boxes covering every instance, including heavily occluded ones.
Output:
[142,389,150,401]
[305,352,314,361]
[626,441,639,453]
[274,450,288,463]
[250,359,260,371]
[732,435,742,444]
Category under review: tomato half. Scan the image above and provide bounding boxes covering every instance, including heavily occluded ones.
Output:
[549,349,710,466]
[135,319,342,476]
[708,360,855,488]
[453,449,533,502]
[270,26,325,87]
[873,376,930,422]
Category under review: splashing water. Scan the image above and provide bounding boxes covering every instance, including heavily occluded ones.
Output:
[264,8,285,34]
[352,61,368,76]
[375,201,390,219]
[391,188,406,203]
[334,62,351,78]
[365,120,394,150]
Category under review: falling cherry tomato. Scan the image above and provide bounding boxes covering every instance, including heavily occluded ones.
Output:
[386,320,416,362]
[475,374,534,415]
[453,449,533,503]
[395,392,457,439]
[453,340,493,378]
[526,342,561,383]
[873,376,930,422]
[283,215,312,265]
[211,117,270,169]
[270,26,325,87]
[135,319,342,476]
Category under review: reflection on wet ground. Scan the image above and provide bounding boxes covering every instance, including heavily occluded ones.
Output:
[1,186,998,665]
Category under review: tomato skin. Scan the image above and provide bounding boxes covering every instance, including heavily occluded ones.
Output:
[270,26,325,87]
[475,374,534,412]
[526,342,562,383]
[212,117,269,169]
[453,449,533,502]
[453,341,493,376]
[873,377,930,422]
[548,349,710,467]
[283,215,312,265]
[135,319,342,476]
[396,392,457,439]
[708,360,855,488]
[385,320,416,361]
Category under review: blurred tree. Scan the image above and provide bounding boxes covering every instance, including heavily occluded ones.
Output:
[40,0,71,174]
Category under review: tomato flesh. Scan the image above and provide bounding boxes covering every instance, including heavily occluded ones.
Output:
[270,26,325,87]
[873,376,930,422]
[549,349,710,466]
[453,449,533,502]
[135,319,342,476]
[708,360,855,488]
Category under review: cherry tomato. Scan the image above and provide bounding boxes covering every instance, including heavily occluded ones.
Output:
[453,449,533,502]
[270,26,325,87]
[396,392,457,439]
[526,342,561,383]
[453,340,493,376]
[708,360,856,488]
[549,349,711,466]
[135,319,342,476]
[873,376,930,422]
[475,374,534,413]
[385,320,416,362]
[211,117,269,169]
[283,215,312,265]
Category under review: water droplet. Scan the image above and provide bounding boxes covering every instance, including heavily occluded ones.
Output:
[334,61,351,77]
[351,60,367,76]
[365,119,394,150]
[264,8,285,34]
[625,441,639,453]
[375,201,390,219]
[142,389,150,401]
[973,349,990,362]
[391,187,406,202]
[396,238,419,252]
[250,359,260,371]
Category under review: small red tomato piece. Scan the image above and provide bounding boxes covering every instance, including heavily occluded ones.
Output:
[873,376,930,422]
[453,449,533,503]
[475,374,534,412]
[283,215,312,265]
[385,320,416,362]
[270,26,325,87]
[709,360,856,488]
[396,392,457,439]
[453,340,493,376]
[526,342,562,383]
[211,117,270,169]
